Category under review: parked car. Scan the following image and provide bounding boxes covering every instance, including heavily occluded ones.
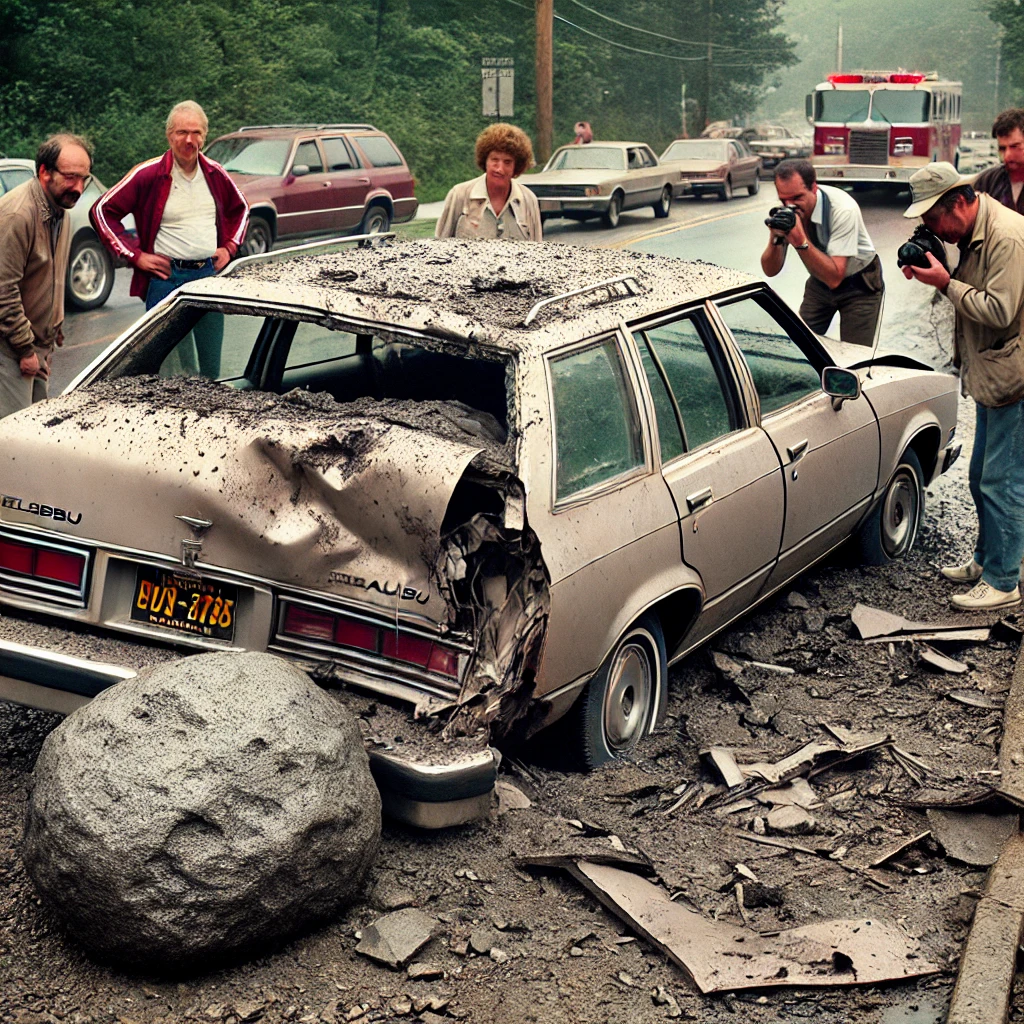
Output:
[740,124,812,171]
[522,142,681,228]
[0,238,960,826]
[203,123,418,256]
[0,157,137,311]
[659,138,762,200]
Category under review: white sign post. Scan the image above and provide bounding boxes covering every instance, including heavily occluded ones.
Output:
[482,58,514,118]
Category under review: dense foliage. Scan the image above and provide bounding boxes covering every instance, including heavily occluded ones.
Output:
[0,0,794,201]
[991,0,1024,110]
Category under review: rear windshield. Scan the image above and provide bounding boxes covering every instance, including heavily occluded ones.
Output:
[102,306,511,435]
[205,138,291,176]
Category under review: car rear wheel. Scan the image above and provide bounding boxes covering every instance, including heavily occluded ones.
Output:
[652,186,672,218]
[570,613,666,769]
[241,216,273,257]
[718,177,733,202]
[360,204,391,236]
[65,236,114,311]
[748,174,760,196]
[855,449,924,564]
[602,192,623,228]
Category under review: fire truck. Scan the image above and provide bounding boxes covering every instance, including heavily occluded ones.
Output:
[806,71,962,187]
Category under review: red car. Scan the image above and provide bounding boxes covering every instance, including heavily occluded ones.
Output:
[204,123,419,255]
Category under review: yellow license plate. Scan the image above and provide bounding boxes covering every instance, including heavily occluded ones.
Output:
[130,566,237,642]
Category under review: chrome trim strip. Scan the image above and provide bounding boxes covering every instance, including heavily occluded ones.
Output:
[277,204,366,219]
[0,637,136,698]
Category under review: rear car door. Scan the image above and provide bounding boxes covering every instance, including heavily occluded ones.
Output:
[321,136,371,231]
[632,311,785,646]
[275,139,331,238]
[710,290,879,591]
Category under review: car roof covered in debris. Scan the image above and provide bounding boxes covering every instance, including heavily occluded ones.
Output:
[173,239,756,355]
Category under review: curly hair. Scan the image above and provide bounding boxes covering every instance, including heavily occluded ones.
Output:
[475,123,534,177]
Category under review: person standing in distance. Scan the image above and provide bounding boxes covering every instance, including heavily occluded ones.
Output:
[973,108,1024,214]
[902,162,1024,611]
[761,158,883,347]
[92,100,248,376]
[435,124,542,241]
[0,133,92,418]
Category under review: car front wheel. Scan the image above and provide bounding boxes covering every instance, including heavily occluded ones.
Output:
[571,613,666,769]
[240,217,273,257]
[653,186,672,218]
[748,174,760,196]
[66,236,114,311]
[719,177,733,202]
[602,192,623,228]
[855,448,924,564]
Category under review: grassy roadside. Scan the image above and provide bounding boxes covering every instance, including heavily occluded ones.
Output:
[394,219,438,240]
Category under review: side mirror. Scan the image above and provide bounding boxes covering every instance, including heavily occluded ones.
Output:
[290,164,311,178]
[821,366,861,410]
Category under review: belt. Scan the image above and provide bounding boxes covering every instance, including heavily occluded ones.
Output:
[170,258,212,270]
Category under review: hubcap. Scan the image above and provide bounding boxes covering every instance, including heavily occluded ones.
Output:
[603,640,653,752]
[881,469,918,557]
[70,247,105,301]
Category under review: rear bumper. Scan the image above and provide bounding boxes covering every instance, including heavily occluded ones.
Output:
[0,634,497,829]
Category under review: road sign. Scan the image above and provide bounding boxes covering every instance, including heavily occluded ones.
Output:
[482,58,514,118]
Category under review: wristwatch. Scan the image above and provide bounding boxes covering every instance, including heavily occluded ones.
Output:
[794,242,810,250]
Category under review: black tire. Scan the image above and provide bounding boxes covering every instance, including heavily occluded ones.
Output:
[570,612,666,769]
[855,448,924,565]
[718,177,733,202]
[360,204,391,235]
[65,236,114,311]
[653,185,672,218]
[602,192,623,228]
[241,216,273,257]
[748,174,760,197]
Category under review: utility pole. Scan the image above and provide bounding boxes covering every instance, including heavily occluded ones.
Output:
[536,0,553,163]
[836,20,843,73]
[995,30,1003,118]
[703,0,713,129]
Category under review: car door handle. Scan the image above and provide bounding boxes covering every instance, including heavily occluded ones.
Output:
[321,181,332,187]
[686,487,714,512]
[357,177,370,184]
[787,439,809,462]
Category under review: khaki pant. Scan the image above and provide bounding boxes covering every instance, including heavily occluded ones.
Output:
[0,345,49,420]
[799,268,884,348]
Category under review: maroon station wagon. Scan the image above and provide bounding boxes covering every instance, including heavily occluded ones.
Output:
[205,123,419,256]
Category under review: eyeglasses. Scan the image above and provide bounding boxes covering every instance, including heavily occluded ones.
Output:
[52,168,93,188]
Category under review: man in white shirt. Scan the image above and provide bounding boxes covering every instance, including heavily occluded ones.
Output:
[760,158,883,347]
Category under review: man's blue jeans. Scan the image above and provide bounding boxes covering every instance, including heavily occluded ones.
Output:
[145,259,223,379]
[970,398,1024,591]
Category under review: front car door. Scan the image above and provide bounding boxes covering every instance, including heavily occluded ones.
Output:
[624,147,659,209]
[321,136,371,231]
[631,310,785,648]
[709,289,879,592]
[274,138,331,239]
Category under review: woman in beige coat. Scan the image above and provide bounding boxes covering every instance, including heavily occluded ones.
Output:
[435,123,542,241]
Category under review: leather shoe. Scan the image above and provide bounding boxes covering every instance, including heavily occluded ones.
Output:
[950,580,1021,611]
[941,558,983,583]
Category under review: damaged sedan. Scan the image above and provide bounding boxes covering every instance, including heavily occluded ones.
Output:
[0,239,959,826]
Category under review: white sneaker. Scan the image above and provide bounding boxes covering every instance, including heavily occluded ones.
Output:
[950,580,1021,611]
[941,558,983,583]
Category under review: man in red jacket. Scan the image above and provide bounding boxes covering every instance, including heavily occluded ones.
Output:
[91,100,247,377]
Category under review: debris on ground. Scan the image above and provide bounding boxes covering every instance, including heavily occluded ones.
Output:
[919,645,970,674]
[926,809,1019,867]
[355,908,436,967]
[851,603,994,641]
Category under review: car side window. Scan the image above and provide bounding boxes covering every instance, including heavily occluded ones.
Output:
[293,141,324,174]
[641,147,658,167]
[356,136,403,167]
[550,337,644,501]
[635,316,734,456]
[321,138,354,172]
[627,148,643,170]
[0,168,33,193]
[284,322,359,368]
[159,311,261,382]
[715,297,822,416]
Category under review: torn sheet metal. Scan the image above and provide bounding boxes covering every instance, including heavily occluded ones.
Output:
[562,861,939,993]
[738,730,889,787]
[927,809,1019,867]
[919,645,969,674]
[852,603,992,642]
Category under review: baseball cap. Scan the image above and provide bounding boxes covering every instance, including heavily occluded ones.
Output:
[903,161,976,219]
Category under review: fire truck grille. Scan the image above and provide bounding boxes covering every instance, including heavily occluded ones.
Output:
[849,130,890,165]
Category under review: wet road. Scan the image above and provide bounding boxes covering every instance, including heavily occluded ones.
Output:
[56,184,943,393]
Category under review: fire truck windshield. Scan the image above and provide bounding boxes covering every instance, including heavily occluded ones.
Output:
[870,91,929,123]
[816,90,870,122]
[815,89,930,124]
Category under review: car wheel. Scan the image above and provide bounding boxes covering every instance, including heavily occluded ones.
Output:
[571,612,666,769]
[360,205,391,235]
[748,174,760,196]
[718,177,733,202]
[241,217,273,257]
[602,192,623,228]
[65,237,113,311]
[652,186,672,218]
[855,449,924,564]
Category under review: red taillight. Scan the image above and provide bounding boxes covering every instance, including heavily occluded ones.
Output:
[828,73,863,84]
[35,549,85,586]
[427,645,459,679]
[382,631,432,667]
[336,618,378,651]
[283,605,335,641]
[0,539,34,575]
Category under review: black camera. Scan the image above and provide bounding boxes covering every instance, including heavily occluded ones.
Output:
[765,205,798,244]
[897,225,948,272]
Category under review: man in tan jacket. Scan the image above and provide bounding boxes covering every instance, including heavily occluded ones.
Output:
[902,161,1024,610]
[0,133,92,418]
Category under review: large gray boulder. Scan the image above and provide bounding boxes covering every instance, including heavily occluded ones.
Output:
[23,651,381,971]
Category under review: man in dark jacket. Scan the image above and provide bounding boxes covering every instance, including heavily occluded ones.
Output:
[973,108,1024,215]
[91,101,247,377]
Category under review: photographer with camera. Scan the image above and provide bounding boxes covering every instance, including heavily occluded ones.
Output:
[760,159,882,347]
[902,161,1024,610]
